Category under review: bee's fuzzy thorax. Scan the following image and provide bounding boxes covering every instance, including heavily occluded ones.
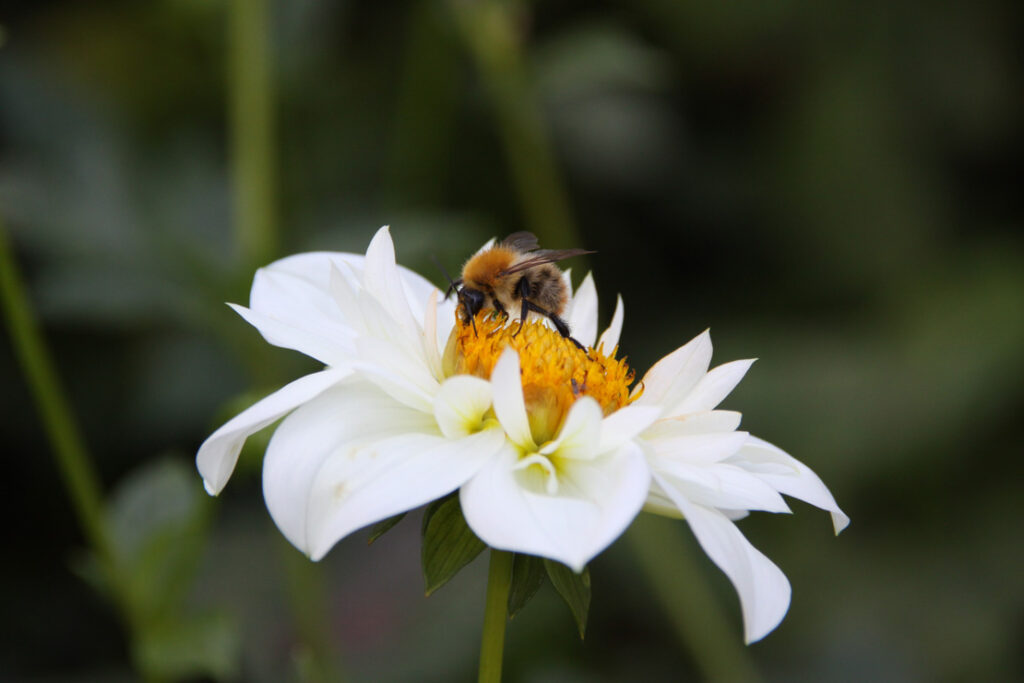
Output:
[462,247,516,287]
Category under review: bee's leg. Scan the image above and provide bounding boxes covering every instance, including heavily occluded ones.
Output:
[523,300,586,351]
[514,298,529,337]
[513,277,531,337]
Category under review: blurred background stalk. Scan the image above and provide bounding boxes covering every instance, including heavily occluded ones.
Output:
[449,0,581,250]
[0,221,165,677]
[629,515,762,683]
[229,0,278,269]
[0,222,116,584]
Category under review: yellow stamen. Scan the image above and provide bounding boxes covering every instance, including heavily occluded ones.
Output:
[444,311,635,443]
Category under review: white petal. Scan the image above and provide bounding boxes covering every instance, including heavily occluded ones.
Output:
[634,330,712,408]
[197,367,351,495]
[654,472,792,643]
[362,226,419,339]
[598,404,662,454]
[541,397,602,461]
[250,255,364,336]
[645,430,751,465]
[490,349,536,450]
[596,295,624,354]
[434,375,494,439]
[649,455,790,513]
[461,443,650,572]
[671,359,756,415]
[475,237,497,255]
[422,290,444,381]
[262,381,436,550]
[566,272,598,348]
[354,335,438,412]
[643,410,743,440]
[305,428,505,560]
[731,436,850,534]
[251,248,443,336]
[228,303,353,367]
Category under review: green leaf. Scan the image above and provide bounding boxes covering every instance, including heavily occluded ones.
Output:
[368,512,406,544]
[544,559,591,638]
[134,611,241,682]
[421,495,486,595]
[508,553,547,618]
[105,456,210,618]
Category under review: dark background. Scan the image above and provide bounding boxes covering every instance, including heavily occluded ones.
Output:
[2,0,1022,681]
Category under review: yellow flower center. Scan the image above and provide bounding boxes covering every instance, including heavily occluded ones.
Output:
[444,311,636,443]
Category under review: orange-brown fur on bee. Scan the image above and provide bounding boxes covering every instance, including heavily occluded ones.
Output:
[461,247,568,319]
[453,232,593,347]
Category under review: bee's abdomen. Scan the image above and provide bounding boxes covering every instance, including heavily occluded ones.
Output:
[528,264,568,314]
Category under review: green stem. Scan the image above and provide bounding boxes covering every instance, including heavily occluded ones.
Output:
[0,222,116,574]
[229,0,278,268]
[628,515,761,683]
[478,549,514,683]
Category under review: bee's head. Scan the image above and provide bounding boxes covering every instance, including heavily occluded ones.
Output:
[459,286,486,319]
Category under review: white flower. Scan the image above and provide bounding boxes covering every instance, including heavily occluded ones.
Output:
[196,226,847,643]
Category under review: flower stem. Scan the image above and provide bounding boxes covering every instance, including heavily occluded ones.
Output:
[478,549,514,683]
[0,222,116,573]
[229,0,277,268]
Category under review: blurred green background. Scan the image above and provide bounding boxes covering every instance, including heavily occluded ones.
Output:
[2,0,1022,681]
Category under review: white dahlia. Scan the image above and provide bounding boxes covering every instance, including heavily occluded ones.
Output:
[196,226,846,643]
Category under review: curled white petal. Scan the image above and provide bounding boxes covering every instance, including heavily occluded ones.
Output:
[650,454,790,513]
[654,472,792,643]
[730,436,850,534]
[197,367,351,495]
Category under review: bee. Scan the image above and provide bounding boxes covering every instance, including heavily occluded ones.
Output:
[447,231,594,348]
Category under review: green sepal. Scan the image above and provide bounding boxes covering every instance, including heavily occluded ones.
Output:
[507,553,547,618]
[421,495,486,595]
[368,512,406,544]
[544,559,591,638]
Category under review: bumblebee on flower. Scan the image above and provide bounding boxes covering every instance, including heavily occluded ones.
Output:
[197,226,847,644]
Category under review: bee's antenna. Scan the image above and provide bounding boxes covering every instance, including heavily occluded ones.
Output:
[430,255,462,300]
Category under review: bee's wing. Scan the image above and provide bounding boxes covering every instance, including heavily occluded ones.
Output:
[499,248,595,276]
[499,231,540,252]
